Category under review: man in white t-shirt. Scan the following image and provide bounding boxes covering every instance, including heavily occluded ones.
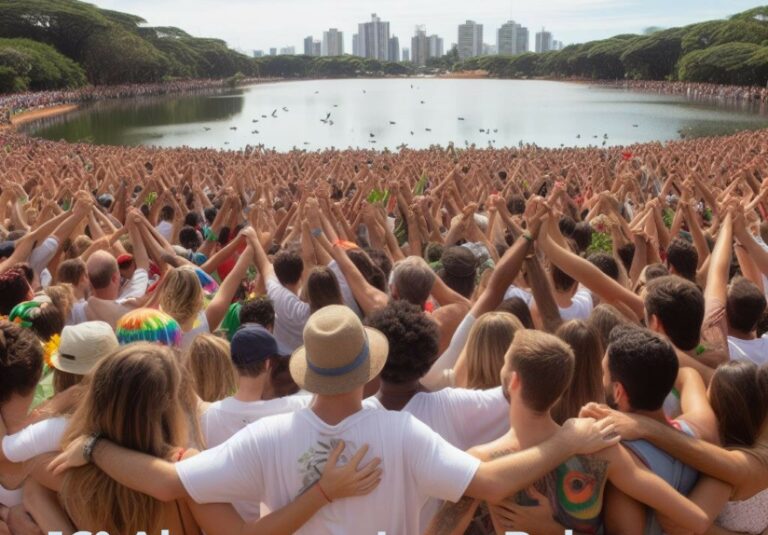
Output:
[202,323,310,449]
[724,277,768,365]
[56,305,618,533]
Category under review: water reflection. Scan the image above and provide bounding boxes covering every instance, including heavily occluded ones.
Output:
[22,80,768,150]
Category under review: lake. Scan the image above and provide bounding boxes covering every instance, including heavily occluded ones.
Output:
[21,79,768,151]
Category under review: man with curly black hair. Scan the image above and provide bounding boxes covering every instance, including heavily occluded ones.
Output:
[366,300,440,411]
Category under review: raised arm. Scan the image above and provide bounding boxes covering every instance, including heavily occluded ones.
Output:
[207,238,254,331]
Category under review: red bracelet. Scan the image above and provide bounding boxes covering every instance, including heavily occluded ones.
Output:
[316,481,333,503]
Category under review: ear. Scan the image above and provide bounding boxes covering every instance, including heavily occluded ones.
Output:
[614,382,627,408]
[648,313,663,334]
[509,371,521,393]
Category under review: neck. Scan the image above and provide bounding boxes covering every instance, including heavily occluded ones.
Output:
[91,287,117,301]
[311,390,364,425]
[554,290,574,308]
[727,327,756,340]
[286,282,301,296]
[376,380,426,411]
[508,400,560,450]
[234,375,268,402]
[1,396,32,434]
[628,407,668,425]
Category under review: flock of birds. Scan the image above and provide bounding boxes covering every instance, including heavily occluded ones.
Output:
[199,84,642,148]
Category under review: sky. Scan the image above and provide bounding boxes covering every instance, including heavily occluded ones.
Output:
[90,0,765,55]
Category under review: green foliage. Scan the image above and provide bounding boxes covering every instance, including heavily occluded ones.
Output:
[678,43,768,85]
[0,38,86,91]
[0,0,255,88]
[587,232,613,255]
[450,6,768,86]
[254,55,413,78]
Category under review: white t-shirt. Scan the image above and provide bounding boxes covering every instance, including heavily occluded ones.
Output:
[422,313,477,391]
[728,335,768,366]
[559,287,594,321]
[156,220,174,242]
[0,484,21,507]
[202,395,312,448]
[2,416,68,462]
[28,236,59,276]
[180,311,210,350]
[367,387,509,533]
[177,407,480,533]
[503,285,533,306]
[266,275,310,352]
[117,268,149,302]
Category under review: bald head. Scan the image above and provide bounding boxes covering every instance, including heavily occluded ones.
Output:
[87,251,119,293]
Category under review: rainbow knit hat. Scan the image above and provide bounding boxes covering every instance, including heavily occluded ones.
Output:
[115,308,183,348]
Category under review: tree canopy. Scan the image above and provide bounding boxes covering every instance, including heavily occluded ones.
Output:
[452,6,768,86]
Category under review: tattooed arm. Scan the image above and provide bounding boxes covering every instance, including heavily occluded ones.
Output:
[425,447,515,535]
[424,495,481,535]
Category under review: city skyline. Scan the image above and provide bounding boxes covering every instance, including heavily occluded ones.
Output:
[89,0,766,58]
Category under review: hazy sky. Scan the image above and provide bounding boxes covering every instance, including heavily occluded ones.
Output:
[91,0,764,54]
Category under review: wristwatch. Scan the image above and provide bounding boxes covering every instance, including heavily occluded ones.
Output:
[83,432,103,463]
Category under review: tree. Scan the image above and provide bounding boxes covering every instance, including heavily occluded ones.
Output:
[678,43,768,85]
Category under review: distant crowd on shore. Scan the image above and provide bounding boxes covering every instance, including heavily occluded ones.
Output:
[0,122,767,534]
[602,79,768,103]
[0,78,272,125]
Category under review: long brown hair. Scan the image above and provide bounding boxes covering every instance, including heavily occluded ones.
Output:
[60,344,189,534]
[709,361,768,448]
[185,334,236,402]
[463,312,522,390]
[551,320,605,425]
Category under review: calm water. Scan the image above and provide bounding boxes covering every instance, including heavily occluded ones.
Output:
[22,79,768,151]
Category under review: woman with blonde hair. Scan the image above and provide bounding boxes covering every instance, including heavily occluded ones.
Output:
[36,343,381,535]
[454,311,523,389]
[158,239,254,349]
[185,334,236,402]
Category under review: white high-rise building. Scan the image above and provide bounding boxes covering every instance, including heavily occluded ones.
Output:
[535,28,553,53]
[552,40,564,51]
[458,20,483,60]
[497,20,529,56]
[352,34,360,56]
[389,36,400,62]
[252,50,264,58]
[411,26,428,67]
[358,13,391,61]
[322,28,344,56]
[303,36,315,56]
[428,35,444,59]
[269,48,277,56]
[279,46,295,55]
[402,48,410,62]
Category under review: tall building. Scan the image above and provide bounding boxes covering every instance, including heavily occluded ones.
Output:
[482,44,497,56]
[388,36,400,62]
[303,36,315,56]
[269,48,277,56]
[322,28,344,56]
[279,46,295,55]
[352,34,360,56]
[411,26,428,67]
[358,13,391,61]
[458,20,483,60]
[535,28,553,53]
[428,35,444,59]
[252,50,264,58]
[402,48,410,62]
[497,20,529,56]
[552,40,564,51]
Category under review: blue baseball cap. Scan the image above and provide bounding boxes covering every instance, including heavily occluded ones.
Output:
[230,324,289,367]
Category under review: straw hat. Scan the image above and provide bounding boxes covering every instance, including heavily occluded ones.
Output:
[290,305,388,395]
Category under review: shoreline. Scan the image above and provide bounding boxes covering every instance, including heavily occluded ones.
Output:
[9,104,79,127]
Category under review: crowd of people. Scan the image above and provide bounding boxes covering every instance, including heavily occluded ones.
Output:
[601,79,768,104]
[0,120,766,535]
[0,78,270,125]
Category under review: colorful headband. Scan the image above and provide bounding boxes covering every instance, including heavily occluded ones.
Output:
[9,301,45,329]
[115,308,183,348]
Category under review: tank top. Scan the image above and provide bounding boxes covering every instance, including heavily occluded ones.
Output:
[623,419,699,535]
